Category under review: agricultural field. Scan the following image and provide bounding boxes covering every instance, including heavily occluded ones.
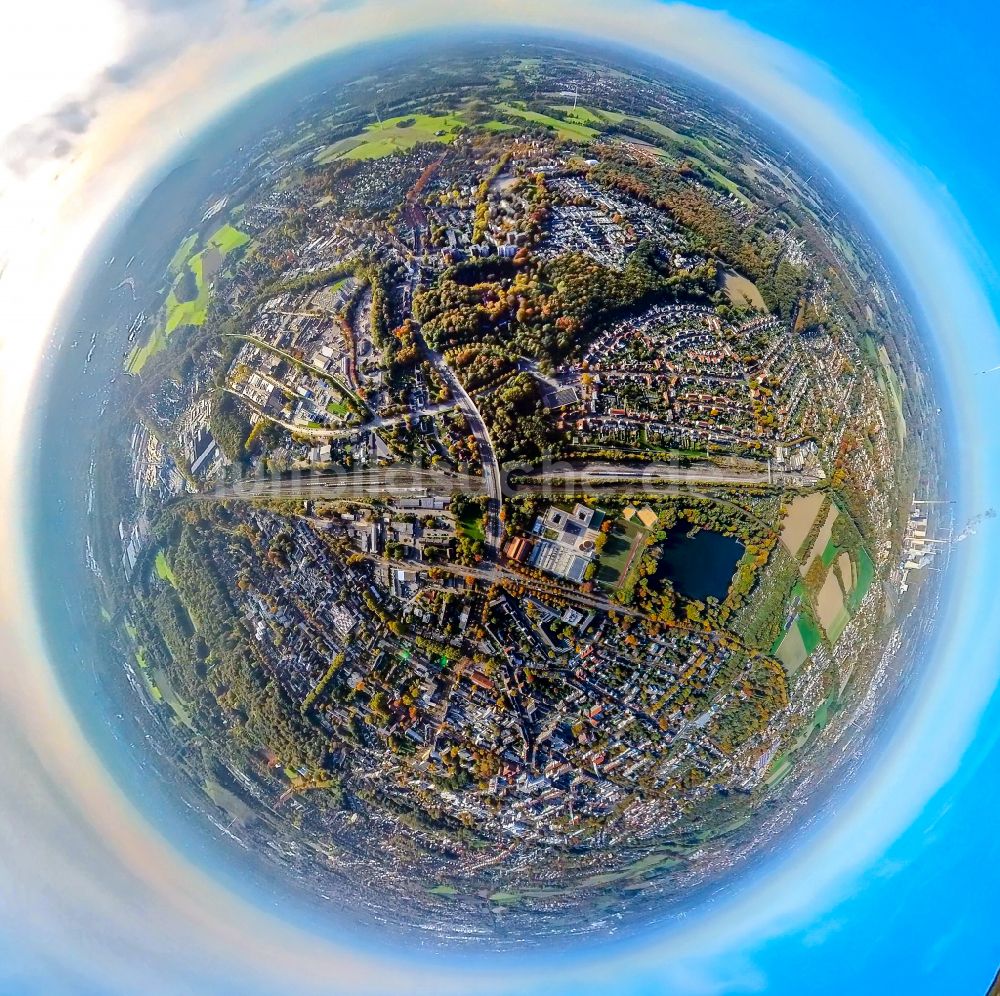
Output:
[779,494,877,653]
[780,491,826,557]
[803,504,839,572]
[817,570,849,641]
[775,605,823,675]
[719,266,767,310]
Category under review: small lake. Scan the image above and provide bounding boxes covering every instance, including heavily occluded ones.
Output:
[654,524,744,602]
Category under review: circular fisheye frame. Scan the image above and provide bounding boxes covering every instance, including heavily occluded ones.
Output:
[42,39,945,947]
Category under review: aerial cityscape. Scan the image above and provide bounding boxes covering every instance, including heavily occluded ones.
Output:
[65,42,947,945]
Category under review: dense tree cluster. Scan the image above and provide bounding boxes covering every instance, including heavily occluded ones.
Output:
[136,510,337,779]
[209,390,251,464]
[708,657,789,754]
[415,237,710,377]
[447,343,517,391]
[476,372,553,465]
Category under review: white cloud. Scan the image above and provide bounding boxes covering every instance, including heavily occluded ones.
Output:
[0,2,126,156]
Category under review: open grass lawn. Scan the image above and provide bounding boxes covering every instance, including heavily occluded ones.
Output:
[314,135,365,163]
[635,118,690,145]
[550,104,622,128]
[558,105,731,164]
[494,102,597,141]
[767,693,837,784]
[816,535,874,640]
[481,120,518,133]
[848,547,875,612]
[166,251,209,333]
[458,509,486,543]
[778,498,873,656]
[154,549,177,586]
[803,504,839,569]
[597,518,642,589]
[514,851,681,902]
[127,326,168,375]
[152,664,194,728]
[766,756,792,786]
[812,694,835,731]
[207,222,251,255]
[603,113,745,194]
[135,648,163,703]
[167,232,198,276]
[826,607,851,644]
[821,537,840,567]
[315,112,465,164]
[797,612,823,655]
[706,166,746,199]
[489,891,521,905]
[775,580,823,672]
[204,777,256,824]
[877,344,907,439]
[775,621,808,675]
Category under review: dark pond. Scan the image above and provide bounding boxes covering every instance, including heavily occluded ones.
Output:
[654,524,744,602]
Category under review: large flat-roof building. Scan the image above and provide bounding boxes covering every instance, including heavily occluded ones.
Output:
[529,503,604,584]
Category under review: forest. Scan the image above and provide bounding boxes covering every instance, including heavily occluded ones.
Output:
[416,239,713,376]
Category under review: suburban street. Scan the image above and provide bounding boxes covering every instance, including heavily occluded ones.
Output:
[365,553,651,620]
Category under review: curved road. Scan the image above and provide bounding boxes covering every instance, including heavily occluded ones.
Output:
[415,325,504,558]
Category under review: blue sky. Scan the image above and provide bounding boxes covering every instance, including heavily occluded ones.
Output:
[720,0,1000,251]
[661,4,1000,991]
[1,1,999,993]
